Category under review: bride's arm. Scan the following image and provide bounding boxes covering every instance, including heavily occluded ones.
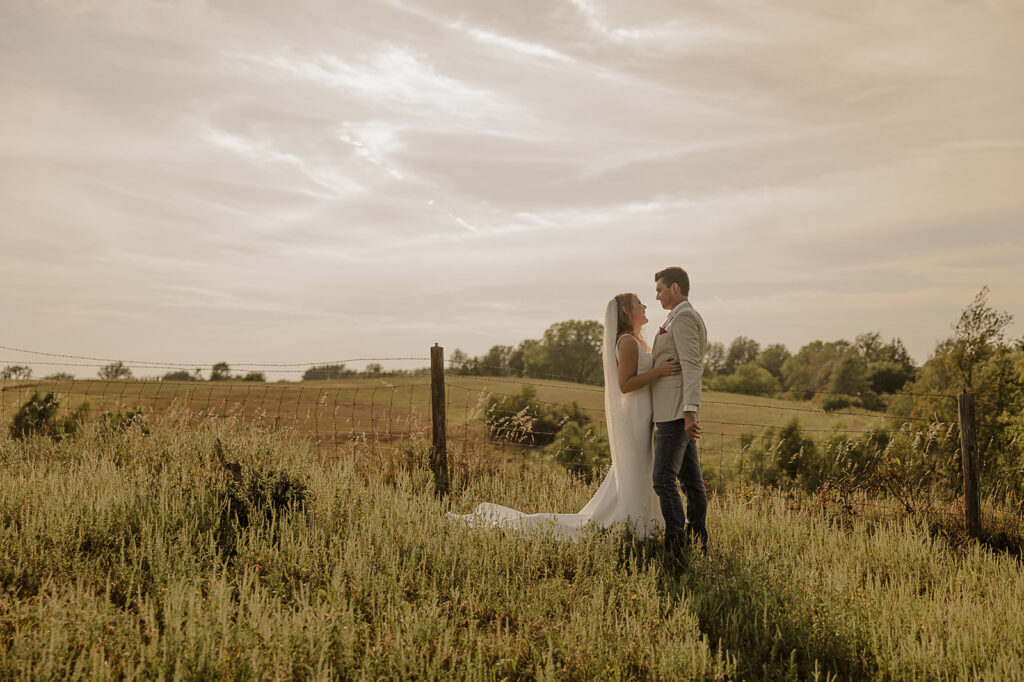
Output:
[617,336,680,394]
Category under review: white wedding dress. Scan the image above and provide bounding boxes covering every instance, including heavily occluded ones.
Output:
[451,300,665,540]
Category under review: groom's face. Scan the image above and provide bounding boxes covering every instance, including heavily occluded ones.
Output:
[655,279,678,310]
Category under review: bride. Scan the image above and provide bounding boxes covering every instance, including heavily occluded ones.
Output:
[451,293,681,540]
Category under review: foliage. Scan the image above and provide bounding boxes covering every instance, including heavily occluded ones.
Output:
[242,372,266,382]
[98,407,149,436]
[545,420,610,484]
[214,461,309,558]
[8,392,89,441]
[950,286,1014,388]
[866,360,915,395]
[710,362,780,397]
[745,418,823,488]
[302,363,354,380]
[703,341,726,375]
[886,289,1022,499]
[534,319,604,384]
[782,340,854,399]
[4,419,1024,679]
[485,385,591,447]
[1,364,33,379]
[210,362,232,381]
[43,372,75,380]
[453,319,603,384]
[821,395,852,412]
[723,336,760,375]
[98,361,132,380]
[756,343,791,381]
[161,369,199,381]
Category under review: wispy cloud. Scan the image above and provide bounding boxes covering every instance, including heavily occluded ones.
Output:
[2,0,1022,366]
[450,22,572,62]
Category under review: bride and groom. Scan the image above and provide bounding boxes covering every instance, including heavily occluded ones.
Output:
[456,267,709,557]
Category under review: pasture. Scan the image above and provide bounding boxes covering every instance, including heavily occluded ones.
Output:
[0,376,899,479]
[1,410,1022,680]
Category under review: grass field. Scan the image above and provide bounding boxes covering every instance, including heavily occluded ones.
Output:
[0,376,901,478]
[2,411,1023,680]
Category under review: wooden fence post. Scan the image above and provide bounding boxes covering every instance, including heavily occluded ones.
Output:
[430,344,449,497]
[957,391,981,538]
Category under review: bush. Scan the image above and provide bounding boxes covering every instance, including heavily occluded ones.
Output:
[9,392,89,441]
[162,370,198,381]
[746,418,823,488]
[242,372,266,382]
[98,362,132,380]
[1,364,32,380]
[302,364,353,380]
[546,420,610,483]
[214,462,309,558]
[485,385,590,446]
[822,395,852,412]
[712,362,780,396]
[98,407,149,436]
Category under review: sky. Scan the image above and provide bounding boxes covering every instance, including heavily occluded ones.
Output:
[2,0,1023,378]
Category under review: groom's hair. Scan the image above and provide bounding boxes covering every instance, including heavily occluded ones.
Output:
[655,267,690,296]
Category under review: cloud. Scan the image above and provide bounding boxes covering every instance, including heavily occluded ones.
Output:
[450,22,573,62]
[235,46,514,120]
[1,0,1022,368]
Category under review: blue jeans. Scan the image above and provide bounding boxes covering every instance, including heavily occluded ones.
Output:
[653,419,708,548]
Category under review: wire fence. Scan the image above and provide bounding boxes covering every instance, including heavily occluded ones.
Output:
[2,347,1022,526]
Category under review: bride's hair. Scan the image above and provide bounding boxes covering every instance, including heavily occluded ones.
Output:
[614,293,648,352]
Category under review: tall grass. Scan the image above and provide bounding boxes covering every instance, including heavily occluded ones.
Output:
[1,409,1022,679]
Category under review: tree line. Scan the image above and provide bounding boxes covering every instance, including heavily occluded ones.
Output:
[447,319,920,408]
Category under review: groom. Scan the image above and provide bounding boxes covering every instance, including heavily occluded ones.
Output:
[650,266,708,558]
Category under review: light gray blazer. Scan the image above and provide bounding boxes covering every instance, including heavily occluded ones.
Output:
[650,301,707,423]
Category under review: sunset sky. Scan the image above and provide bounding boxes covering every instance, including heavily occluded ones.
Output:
[2,0,1022,378]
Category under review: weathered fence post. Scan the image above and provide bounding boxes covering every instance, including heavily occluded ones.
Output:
[957,391,981,538]
[429,344,449,497]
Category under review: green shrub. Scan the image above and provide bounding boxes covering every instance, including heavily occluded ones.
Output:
[822,395,852,412]
[546,420,610,483]
[8,392,88,441]
[98,406,149,435]
[485,385,590,446]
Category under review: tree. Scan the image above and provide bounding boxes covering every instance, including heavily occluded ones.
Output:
[302,364,351,381]
[756,343,791,381]
[162,370,198,382]
[365,363,383,376]
[828,354,871,397]
[9,392,88,441]
[723,336,760,375]
[478,345,514,376]
[782,340,852,399]
[98,361,132,380]
[447,349,474,375]
[703,342,726,375]
[950,286,1014,388]
[715,362,780,396]
[535,320,603,384]
[210,362,232,381]
[1,365,32,380]
[866,361,914,395]
[856,332,915,373]
[509,339,543,378]
[242,372,266,382]
[43,372,75,380]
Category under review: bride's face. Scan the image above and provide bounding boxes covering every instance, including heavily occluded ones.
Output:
[629,295,648,328]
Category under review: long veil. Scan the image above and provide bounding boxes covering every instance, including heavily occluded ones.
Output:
[449,297,661,540]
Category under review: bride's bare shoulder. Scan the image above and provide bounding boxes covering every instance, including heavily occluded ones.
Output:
[616,333,639,352]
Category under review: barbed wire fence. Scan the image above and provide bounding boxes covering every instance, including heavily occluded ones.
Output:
[2,344,1018,536]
